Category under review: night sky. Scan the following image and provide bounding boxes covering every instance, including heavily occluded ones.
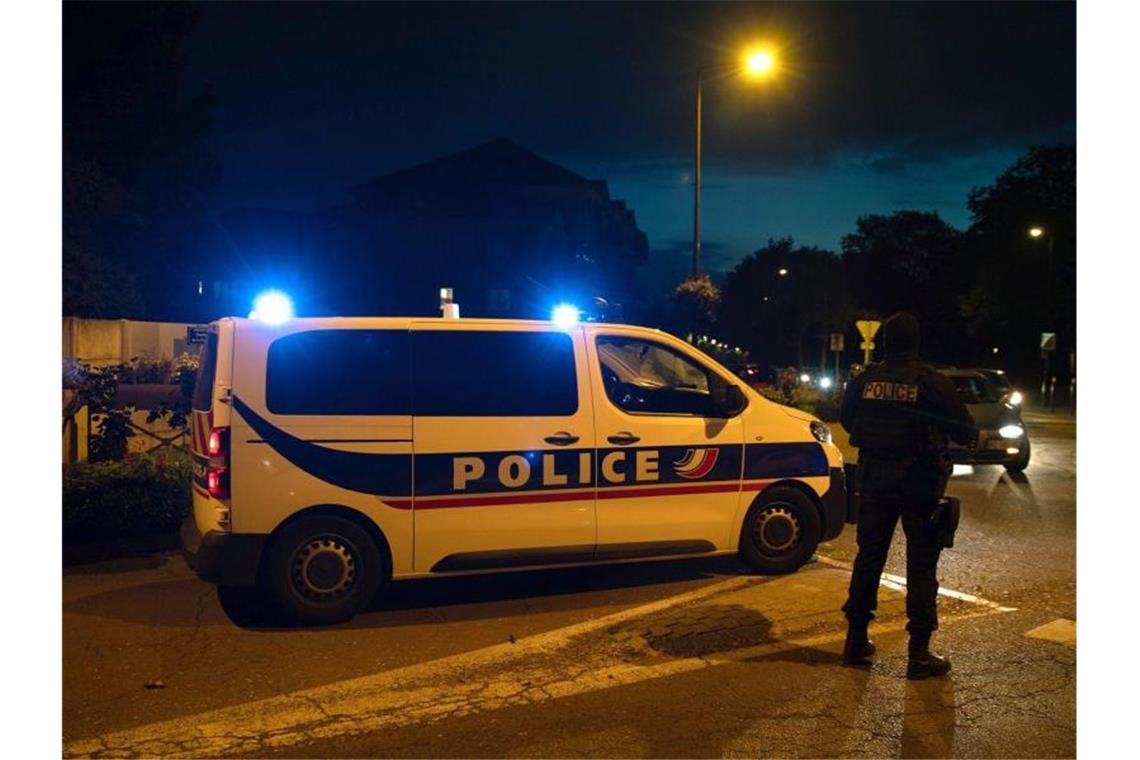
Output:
[182,1,1075,280]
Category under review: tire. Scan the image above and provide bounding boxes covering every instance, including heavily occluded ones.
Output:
[738,486,822,575]
[262,515,385,625]
[1004,439,1031,473]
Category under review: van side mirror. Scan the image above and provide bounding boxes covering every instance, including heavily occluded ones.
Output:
[710,378,747,418]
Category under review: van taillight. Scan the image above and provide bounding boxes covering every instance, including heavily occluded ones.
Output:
[207,427,231,499]
[207,468,230,499]
[208,428,228,457]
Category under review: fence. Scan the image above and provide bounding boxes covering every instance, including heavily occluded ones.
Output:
[62,317,201,463]
[62,399,191,464]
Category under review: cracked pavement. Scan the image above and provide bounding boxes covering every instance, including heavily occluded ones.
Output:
[63,410,1075,757]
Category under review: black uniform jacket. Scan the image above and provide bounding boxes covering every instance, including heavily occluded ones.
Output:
[841,353,977,452]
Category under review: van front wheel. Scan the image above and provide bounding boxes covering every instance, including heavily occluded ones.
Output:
[264,515,384,625]
[738,487,821,575]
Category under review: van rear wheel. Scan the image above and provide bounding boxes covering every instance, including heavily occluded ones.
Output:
[738,486,821,575]
[264,515,383,625]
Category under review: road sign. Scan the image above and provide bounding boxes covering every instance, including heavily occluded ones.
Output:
[186,325,210,345]
[856,321,880,364]
[856,320,881,341]
[829,333,845,352]
[1040,332,1056,352]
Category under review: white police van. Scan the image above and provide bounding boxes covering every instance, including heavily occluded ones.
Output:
[182,316,849,624]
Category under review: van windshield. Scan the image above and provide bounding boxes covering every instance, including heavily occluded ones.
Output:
[192,332,218,411]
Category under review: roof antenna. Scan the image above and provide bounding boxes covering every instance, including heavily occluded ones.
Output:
[440,287,460,319]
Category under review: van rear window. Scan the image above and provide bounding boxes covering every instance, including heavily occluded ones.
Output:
[192,332,218,412]
[413,331,577,417]
[267,330,412,415]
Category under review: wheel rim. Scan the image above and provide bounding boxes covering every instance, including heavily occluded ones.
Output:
[752,504,801,556]
[290,534,358,603]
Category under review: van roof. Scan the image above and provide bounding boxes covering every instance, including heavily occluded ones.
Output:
[219,316,664,332]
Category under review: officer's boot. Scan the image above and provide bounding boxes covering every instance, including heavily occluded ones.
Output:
[842,623,876,667]
[906,633,951,680]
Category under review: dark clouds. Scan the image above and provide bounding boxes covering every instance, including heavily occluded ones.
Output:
[178,1,1074,260]
[186,1,1072,178]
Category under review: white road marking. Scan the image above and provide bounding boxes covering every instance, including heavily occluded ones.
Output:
[814,555,1018,612]
[64,574,757,757]
[64,583,1000,759]
[1024,618,1075,646]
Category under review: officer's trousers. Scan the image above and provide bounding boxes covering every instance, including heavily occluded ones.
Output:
[842,489,943,644]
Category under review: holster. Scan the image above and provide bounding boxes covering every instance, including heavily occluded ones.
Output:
[930,496,961,549]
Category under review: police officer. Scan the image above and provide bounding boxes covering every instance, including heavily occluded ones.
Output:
[840,312,976,679]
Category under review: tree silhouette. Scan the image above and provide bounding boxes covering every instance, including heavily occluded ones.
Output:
[719,239,852,368]
[841,212,964,361]
[963,145,1075,380]
[63,2,218,319]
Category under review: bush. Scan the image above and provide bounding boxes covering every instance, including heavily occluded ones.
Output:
[63,451,193,540]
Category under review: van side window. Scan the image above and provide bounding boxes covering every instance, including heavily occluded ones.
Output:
[596,336,713,416]
[413,331,577,417]
[266,330,411,415]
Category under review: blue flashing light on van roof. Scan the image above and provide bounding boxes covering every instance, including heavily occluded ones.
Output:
[551,303,580,329]
[249,290,295,325]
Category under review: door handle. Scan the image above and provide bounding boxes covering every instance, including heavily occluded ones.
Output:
[607,432,641,446]
[544,432,580,446]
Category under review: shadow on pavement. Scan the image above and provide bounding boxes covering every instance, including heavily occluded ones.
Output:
[63,533,179,574]
[901,676,957,757]
[216,555,748,631]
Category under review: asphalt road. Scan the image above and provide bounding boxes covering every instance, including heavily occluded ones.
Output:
[62,409,1075,758]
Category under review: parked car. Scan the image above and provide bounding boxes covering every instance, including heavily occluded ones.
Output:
[940,369,1030,473]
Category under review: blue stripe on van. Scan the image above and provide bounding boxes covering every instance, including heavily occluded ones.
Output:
[233,396,412,496]
[233,395,827,499]
[743,442,829,479]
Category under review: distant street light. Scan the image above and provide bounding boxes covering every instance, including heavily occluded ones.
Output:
[692,44,780,277]
[1028,226,1045,239]
[778,267,788,276]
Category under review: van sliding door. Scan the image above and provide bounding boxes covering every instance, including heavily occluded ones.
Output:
[410,325,597,573]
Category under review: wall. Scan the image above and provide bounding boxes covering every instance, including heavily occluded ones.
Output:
[62,317,199,366]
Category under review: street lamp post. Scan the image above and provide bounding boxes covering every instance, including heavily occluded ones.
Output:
[691,47,777,278]
[693,72,703,277]
[1030,225,1059,406]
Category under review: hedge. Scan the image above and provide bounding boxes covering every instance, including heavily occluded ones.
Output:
[63,450,193,540]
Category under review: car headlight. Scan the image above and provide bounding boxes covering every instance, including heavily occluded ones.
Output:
[998,424,1024,439]
[1008,391,1023,406]
[810,421,832,444]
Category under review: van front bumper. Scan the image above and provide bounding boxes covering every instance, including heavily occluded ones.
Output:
[820,467,849,541]
[180,516,266,587]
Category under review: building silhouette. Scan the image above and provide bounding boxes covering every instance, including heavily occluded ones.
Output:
[334,138,649,319]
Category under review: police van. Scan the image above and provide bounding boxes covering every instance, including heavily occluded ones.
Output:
[182,316,849,624]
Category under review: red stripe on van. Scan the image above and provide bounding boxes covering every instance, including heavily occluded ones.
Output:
[407,490,595,510]
[596,481,744,500]
[380,480,774,511]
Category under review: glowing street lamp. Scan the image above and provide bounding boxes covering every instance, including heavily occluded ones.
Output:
[1028,226,1045,239]
[743,48,776,78]
[692,44,780,277]
[778,267,788,276]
